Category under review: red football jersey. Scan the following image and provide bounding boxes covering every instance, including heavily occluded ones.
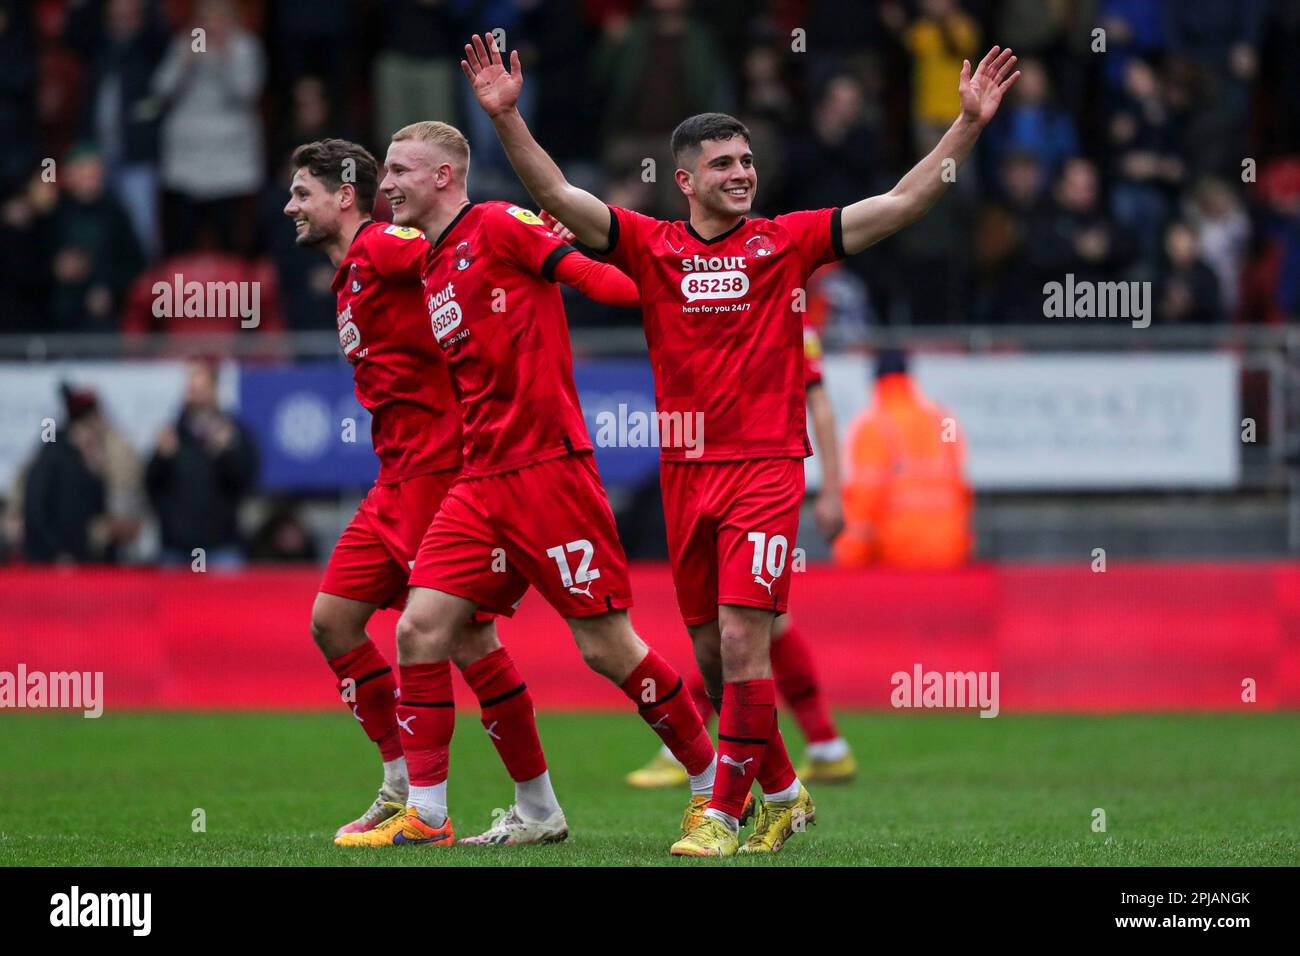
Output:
[420,201,593,477]
[331,221,463,483]
[603,206,843,461]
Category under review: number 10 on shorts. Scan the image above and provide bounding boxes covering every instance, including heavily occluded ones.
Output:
[547,539,601,589]
[748,532,788,581]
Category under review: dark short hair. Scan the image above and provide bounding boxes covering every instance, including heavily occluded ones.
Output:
[670,113,752,166]
[875,348,909,379]
[291,139,379,213]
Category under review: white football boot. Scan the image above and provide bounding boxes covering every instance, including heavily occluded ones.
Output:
[458,805,569,846]
[334,785,408,837]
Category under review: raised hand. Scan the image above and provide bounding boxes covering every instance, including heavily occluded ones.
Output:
[461,32,523,118]
[959,46,1019,128]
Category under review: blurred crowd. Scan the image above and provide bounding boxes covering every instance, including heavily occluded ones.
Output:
[1,0,1298,337]
[1,360,326,565]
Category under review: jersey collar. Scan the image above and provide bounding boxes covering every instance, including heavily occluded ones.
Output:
[685,217,747,246]
[350,219,376,247]
[331,219,375,291]
[432,202,475,250]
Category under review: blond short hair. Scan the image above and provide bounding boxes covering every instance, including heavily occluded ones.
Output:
[391,121,471,179]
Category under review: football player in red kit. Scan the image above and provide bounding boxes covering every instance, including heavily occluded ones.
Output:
[465,33,1017,855]
[287,138,632,846]
[333,119,727,851]
[627,324,857,788]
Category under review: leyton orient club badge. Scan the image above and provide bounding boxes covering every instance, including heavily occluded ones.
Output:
[349,263,362,292]
[744,233,775,257]
[455,241,474,270]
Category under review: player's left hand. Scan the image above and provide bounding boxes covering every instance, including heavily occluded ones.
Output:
[959,46,1019,128]
[814,491,844,541]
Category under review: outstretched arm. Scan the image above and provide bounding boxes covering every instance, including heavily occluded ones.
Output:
[462,33,612,250]
[840,46,1019,256]
[553,253,641,309]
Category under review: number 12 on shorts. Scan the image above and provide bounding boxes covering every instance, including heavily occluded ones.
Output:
[547,539,601,596]
[748,532,788,591]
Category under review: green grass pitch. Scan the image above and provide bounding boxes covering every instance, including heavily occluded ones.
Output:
[2,712,1297,866]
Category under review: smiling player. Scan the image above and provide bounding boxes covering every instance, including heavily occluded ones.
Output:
[332,120,730,851]
[464,33,1018,856]
[286,138,569,845]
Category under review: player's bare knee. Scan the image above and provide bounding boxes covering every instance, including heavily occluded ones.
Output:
[450,620,500,670]
[310,595,367,658]
[395,606,456,661]
[569,612,642,682]
[718,613,771,680]
[573,629,619,678]
[689,624,723,680]
[719,631,765,676]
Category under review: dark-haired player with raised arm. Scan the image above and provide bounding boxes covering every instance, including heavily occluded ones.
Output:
[463,33,1018,856]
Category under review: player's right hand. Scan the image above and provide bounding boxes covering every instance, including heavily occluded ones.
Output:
[539,210,576,244]
[461,32,523,118]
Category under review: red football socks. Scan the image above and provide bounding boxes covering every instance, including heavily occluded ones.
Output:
[709,679,776,819]
[771,625,838,744]
[461,647,548,782]
[755,705,798,795]
[327,639,402,761]
[620,649,715,776]
[688,671,716,723]
[396,661,455,786]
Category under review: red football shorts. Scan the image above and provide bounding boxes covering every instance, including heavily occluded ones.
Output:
[660,457,805,626]
[409,452,633,619]
[319,468,459,610]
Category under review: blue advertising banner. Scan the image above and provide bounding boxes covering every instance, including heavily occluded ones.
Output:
[238,361,378,491]
[239,358,663,493]
[573,357,660,488]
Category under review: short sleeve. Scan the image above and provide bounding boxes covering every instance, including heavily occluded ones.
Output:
[602,204,655,283]
[485,203,574,278]
[369,224,429,280]
[774,208,843,278]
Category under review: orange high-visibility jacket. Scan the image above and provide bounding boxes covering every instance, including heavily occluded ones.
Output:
[831,373,972,569]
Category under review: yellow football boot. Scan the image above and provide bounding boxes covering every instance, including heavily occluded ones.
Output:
[796,751,857,784]
[738,785,815,854]
[625,752,689,789]
[333,803,454,847]
[681,792,755,835]
[670,815,739,857]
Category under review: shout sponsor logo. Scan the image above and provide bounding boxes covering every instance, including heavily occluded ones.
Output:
[0,664,103,718]
[678,253,749,303]
[890,663,999,718]
[50,886,151,936]
[427,281,462,342]
[336,303,361,356]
